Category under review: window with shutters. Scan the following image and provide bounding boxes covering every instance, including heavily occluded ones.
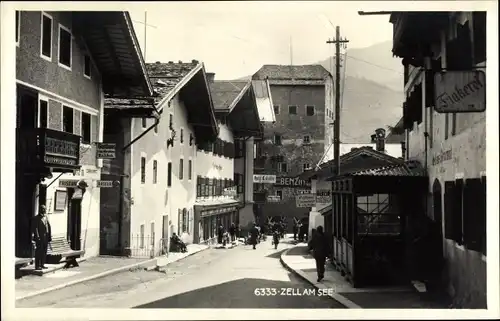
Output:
[182,209,187,232]
[208,178,214,197]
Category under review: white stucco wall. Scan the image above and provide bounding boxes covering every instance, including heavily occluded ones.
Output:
[130,94,197,253]
[196,123,234,180]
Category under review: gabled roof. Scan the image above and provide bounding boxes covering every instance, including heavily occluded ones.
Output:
[210,81,249,112]
[252,64,331,82]
[349,160,426,177]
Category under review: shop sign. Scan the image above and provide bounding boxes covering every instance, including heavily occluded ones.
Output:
[267,195,281,202]
[295,189,311,195]
[96,143,116,159]
[275,176,311,188]
[316,189,331,204]
[432,149,452,166]
[253,174,276,184]
[434,70,486,113]
[223,186,237,197]
[97,180,115,188]
[44,134,80,167]
[59,179,79,188]
[296,194,316,208]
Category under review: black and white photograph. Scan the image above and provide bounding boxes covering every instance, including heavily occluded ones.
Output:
[1,1,498,319]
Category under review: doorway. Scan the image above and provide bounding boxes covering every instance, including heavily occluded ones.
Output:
[67,188,83,250]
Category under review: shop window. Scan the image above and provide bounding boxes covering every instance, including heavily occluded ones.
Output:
[81,112,91,144]
[357,194,400,235]
[274,105,280,115]
[167,162,172,187]
[444,179,464,244]
[58,25,72,69]
[41,12,52,59]
[84,54,91,78]
[473,12,486,65]
[288,105,297,115]
[306,105,315,116]
[62,106,73,133]
[141,157,146,184]
[153,160,158,184]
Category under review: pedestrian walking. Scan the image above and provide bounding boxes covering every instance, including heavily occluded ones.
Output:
[217,224,225,244]
[308,225,330,282]
[293,222,298,240]
[229,222,236,242]
[249,223,259,250]
[32,205,52,271]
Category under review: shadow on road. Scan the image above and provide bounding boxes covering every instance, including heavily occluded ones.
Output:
[265,249,288,259]
[134,275,347,309]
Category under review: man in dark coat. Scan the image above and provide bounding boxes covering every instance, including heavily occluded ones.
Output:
[249,223,259,250]
[32,205,52,270]
[229,223,236,242]
[308,225,330,282]
[217,224,225,244]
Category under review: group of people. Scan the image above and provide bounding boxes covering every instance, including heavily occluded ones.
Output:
[217,222,238,246]
[293,219,307,242]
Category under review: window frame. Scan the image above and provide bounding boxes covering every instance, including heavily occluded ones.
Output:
[58,23,72,70]
[303,135,311,145]
[279,162,288,173]
[81,111,92,145]
[83,54,91,79]
[179,158,184,180]
[273,134,282,146]
[40,12,53,61]
[288,105,297,115]
[167,162,172,187]
[273,105,280,115]
[306,105,315,116]
[62,105,74,133]
[188,158,193,181]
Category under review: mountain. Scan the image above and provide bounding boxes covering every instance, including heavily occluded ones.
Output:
[234,41,404,143]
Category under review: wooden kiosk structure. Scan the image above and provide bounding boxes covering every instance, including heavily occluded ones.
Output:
[328,161,427,287]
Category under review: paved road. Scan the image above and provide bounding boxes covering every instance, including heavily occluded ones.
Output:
[17,239,345,309]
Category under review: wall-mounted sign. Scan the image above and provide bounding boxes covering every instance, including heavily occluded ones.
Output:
[267,195,281,202]
[223,186,237,197]
[432,149,453,166]
[97,180,114,188]
[295,189,311,195]
[296,194,316,208]
[44,134,80,167]
[434,70,486,113]
[316,189,332,204]
[59,179,79,188]
[96,143,116,159]
[253,174,276,184]
[275,176,311,188]
[54,190,68,211]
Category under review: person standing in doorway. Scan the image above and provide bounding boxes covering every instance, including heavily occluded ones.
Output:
[308,225,330,282]
[32,205,52,270]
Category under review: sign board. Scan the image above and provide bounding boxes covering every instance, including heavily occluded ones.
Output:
[275,176,311,188]
[267,195,281,202]
[44,135,80,167]
[253,174,276,184]
[59,179,79,187]
[296,194,316,208]
[434,70,486,113]
[97,180,114,188]
[96,143,116,159]
[316,189,332,204]
[223,186,237,197]
[295,189,311,195]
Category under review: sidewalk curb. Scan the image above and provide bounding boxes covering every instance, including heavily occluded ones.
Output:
[16,257,158,301]
[279,246,362,309]
[155,246,209,270]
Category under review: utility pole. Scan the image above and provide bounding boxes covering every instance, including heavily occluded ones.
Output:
[326,26,349,176]
[132,12,157,61]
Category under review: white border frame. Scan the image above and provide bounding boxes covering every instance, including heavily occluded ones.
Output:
[140,152,147,185]
[306,104,315,116]
[57,23,72,71]
[83,53,91,80]
[37,93,49,128]
[80,111,92,147]
[15,11,20,47]
[40,11,53,62]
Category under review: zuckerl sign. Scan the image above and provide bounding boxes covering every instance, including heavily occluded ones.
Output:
[434,70,486,113]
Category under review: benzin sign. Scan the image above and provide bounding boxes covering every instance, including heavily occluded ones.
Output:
[275,176,311,188]
[253,174,276,184]
[434,70,486,113]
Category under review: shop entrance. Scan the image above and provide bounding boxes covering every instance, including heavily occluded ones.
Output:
[67,188,83,250]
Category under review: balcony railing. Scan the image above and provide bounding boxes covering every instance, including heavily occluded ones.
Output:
[16,127,81,172]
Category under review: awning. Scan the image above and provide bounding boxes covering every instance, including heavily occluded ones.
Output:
[194,199,241,217]
[72,12,153,98]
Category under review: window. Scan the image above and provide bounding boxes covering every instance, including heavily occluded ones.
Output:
[169,114,173,129]
[288,105,297,115]
[41,12,52,59]
[274,105,280,115]
[140,157,146,184]
[153,160,158,184]
[62,106,73,133]
[451,113,457,136]
[444,114,449,140]
[180,128,184,144]
[234,173,244,194]
[140,224,145,248]
[276,190,283,200]
[167,162,172,187]
[58,25,72,69]
[182,209,187,233]
[189,133,193,146]
[279,162,288,173]
[303,135,311,144]
[142,118,147,128]
[188,160,192,180]
[81,112,91,144]
[150,222,155,245]
[303,163,311,171]
[83,54,91,78]
[179,158,184,180]
[306,105,315,116]
[196,176,202,197]
[16,11,20,46]
[273,134,282,145]
[38,99,48,128]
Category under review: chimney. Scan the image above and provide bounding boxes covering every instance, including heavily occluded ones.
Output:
[374,128,386,152]
[206,72,215,83]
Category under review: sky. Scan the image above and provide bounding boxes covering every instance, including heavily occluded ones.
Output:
[128,2,394,80]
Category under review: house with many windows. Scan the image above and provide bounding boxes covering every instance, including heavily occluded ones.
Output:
[101,60,218,256]
[14,11,152,270]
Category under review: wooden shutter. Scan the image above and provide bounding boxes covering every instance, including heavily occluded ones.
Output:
[464,178,483,252]
[443,181,455,240]
[453,179,464,244]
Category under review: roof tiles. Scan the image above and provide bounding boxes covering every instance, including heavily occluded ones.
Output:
[252,64,331,81]
[209,81,248,110]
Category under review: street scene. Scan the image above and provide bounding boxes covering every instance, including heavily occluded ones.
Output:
[2,1,494,315]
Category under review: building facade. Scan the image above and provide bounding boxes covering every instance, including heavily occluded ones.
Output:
[15,11,151,262]
[390,11,487,308]
[101,61,218,257]
[251,65,333,226]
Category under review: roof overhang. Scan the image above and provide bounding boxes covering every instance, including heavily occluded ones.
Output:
[104,97,159,118]
[72,11,153,98]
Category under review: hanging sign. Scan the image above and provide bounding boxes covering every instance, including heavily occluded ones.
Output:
[253,174,276,184]
[434,70,486,113]
[59,179,79,187]
[296,194,316,208]
[96,143,116,159]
